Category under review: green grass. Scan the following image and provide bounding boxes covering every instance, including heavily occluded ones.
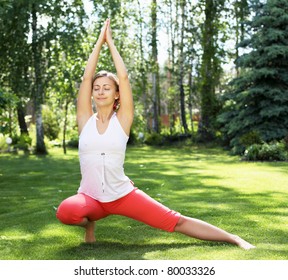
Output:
[0,145,287,260]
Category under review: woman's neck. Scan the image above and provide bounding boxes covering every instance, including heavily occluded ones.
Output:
[96,108,114,123]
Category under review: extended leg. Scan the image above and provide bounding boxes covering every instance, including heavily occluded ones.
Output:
[174,215,255,250]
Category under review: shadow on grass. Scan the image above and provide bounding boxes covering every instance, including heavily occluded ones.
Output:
[54,240,199,260]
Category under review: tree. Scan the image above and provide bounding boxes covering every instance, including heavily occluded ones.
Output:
[0,0,88,154]
[218,0,288,153]
[0,0,31,137]
[135,0,150,132]
[197,0,225,142]
[163,0,180,134]
[161,0,200,135]
[31,0,87,154]
[31,1,47,154]
[178,0,188,134]
[46,1,87,154]
[233,0,250,76]
[150,0,160,133]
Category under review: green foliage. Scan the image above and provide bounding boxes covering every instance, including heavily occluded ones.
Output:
[12,133,32,152]
[42,106,60,141]
[283,135,288,150]
[127,129,137,145]
[65,125,79,148]
[243,144,262,161]
[3,0,287,156]
[0,134,9,151]
[240,131,263,147]
[243,141,287,161]
[67,137,79,148]
[0,89,19,135]
[143,131,195,147]
[218,0,288,153]
[144,132,164,146]
[198,0,226,142]
[0,0,88,154]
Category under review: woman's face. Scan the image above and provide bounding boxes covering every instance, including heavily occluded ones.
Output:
[92,76,119,108]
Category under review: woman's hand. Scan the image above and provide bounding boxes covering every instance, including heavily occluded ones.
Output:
[97,19,109,45]
[105,18,114,45]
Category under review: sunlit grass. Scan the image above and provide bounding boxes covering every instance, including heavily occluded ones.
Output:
[0,145,287,260]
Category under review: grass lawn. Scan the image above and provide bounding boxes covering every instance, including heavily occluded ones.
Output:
[0,145,287,260]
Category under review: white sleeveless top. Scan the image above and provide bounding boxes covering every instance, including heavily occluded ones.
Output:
[77,112,134,202]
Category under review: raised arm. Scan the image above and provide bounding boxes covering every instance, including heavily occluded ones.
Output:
[105,19,134,135]
[77,20,109,135]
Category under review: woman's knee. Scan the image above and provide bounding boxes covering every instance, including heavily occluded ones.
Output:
[174,215,187,232]
[56,196,84,225]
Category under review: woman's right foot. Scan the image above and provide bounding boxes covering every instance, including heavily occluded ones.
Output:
[84,221,96,243]
[84,234,96,243]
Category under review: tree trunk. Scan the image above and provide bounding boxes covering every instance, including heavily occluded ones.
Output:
[167,0,174,134]
[32,2,47,154]
[234,0,249,77]
[198,0,217,142]
[179,0,188,134]
[16,101,28,135]
[188,58,194,133]
[137,0,150,132]
[62,98,69,154]
[151,0,160,133]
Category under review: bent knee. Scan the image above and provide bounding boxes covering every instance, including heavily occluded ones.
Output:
[56,200,83,225]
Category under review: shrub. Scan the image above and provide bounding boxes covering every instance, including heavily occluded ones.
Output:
[240,131,263,147]
[163,133,192,143]
[13,134,32,152]
[258,142,286,161]
[243,141,287,161]
[0,134,8,151]
[67,137,79,148]
[42,106,60,140]
[66,128,79,148]
[243,144,262,161]
[283,135,288,150]
[144,132,164,146]
[127,130,137,145]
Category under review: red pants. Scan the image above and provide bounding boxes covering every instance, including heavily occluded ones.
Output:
[56,188,181,232]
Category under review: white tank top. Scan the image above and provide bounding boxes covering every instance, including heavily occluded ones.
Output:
[77,112,134,202]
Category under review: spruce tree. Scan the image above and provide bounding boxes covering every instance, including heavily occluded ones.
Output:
[218,0,288,153]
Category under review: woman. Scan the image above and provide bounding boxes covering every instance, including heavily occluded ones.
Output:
[56,19,255,250]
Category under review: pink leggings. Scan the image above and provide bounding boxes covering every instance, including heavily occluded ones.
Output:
[56,188,181,232]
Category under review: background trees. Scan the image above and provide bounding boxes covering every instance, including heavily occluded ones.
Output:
[218,0,288,153]
[0,0,287,158]
[197,0,225,142]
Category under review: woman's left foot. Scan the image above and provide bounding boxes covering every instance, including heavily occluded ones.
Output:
[233,235,256,250]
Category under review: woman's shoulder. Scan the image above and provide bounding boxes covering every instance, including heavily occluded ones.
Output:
[114,112,131,138]
[78,113,95,136]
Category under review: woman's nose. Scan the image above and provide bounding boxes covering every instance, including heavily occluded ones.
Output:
[98,88,104,95]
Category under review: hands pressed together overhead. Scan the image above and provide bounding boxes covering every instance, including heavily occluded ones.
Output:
[98,18,113,46]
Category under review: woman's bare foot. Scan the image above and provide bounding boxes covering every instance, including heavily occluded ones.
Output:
[232,235,256,250]
[84,220,96,243]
